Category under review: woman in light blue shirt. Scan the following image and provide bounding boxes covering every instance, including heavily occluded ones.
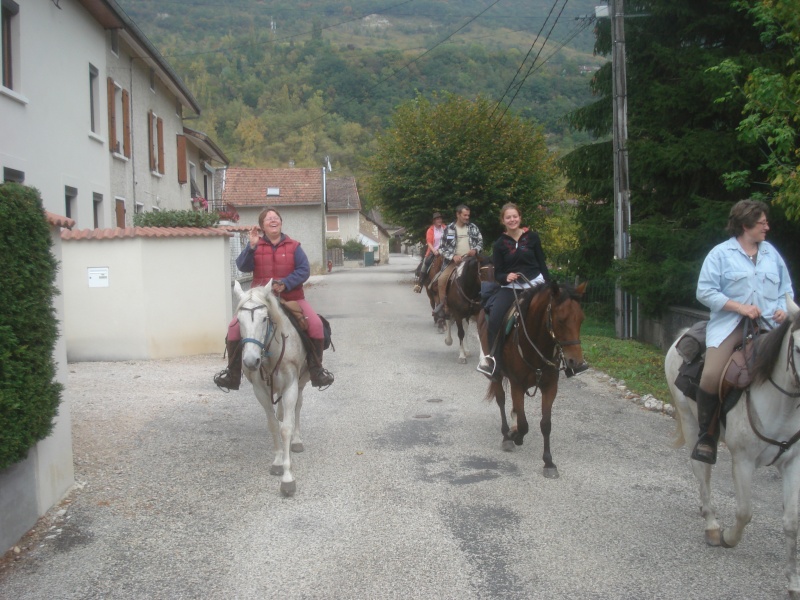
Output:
[692,199,794,464]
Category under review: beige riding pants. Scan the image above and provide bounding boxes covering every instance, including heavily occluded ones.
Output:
[698,321,747,395]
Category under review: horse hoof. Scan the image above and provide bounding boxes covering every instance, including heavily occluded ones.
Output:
[543,467,560,479]
[458,357,466,364]
[704,528,722,547]
[270,465,284,476]
[788,590,800,600]
[719,529,734,549]
[502,440,515,452]
[291,442,304,453]
[280,480,296,497]
[445,338,453,347]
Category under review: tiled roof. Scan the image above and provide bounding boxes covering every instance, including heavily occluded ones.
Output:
[46,211,75,229]
[61,227,234,241]
[223,168,323,207]
[326,177,361,212]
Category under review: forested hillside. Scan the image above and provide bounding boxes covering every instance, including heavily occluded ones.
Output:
[118,0,604,178]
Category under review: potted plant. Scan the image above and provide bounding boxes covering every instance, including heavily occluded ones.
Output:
[191,196,208,211]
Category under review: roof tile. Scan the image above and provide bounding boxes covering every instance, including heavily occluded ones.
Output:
[223,167,323,207]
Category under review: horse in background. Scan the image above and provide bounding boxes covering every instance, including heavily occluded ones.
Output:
[666,293,800,598]
[234,280,310,497]
[437,255,494,362]
[478,281,587,478]
[417,253,444,326]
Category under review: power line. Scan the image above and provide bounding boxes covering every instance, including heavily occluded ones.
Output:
[493,0,574,126]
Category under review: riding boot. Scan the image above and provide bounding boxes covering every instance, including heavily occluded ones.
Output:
[307,338,334,389]
[213,338,242,392]
[691,388,721,464]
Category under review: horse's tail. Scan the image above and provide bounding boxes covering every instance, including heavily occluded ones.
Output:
[484,379,502,403]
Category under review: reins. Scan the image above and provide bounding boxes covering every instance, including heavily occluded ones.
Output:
[507,276,580,396]
[239,300,289,405]
[452,257,488,312]
[741,319,800,466]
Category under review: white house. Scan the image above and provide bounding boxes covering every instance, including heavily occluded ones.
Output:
[325,176,362,246]
[0,0,227,553]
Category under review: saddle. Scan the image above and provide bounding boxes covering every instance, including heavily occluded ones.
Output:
[279,299,334,353]
[674,321,760,421]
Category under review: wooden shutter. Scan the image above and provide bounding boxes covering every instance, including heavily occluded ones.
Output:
[176,135,187,184]
[122,89,131,158]
[148,110,155,171]
[156,117,164,174]
[107,77,116,152]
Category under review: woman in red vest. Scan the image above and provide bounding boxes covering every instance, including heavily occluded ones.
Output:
[214,207,334,391]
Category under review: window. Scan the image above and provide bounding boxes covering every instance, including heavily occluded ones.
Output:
[1,0,18,90]
[110,29,119,56]
[92,193,103,229]
[326,215,340,232]
[89,64,100,134]
[134,201,144,214]
[148,110,164,174]
[107,78,130,156]
[3,166,23,182]
[267,187,280,196]
[176,134,187,184]
[65,186,78,222]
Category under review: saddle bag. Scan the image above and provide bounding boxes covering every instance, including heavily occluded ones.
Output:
[720,341,756,399]
[280,299,309,332]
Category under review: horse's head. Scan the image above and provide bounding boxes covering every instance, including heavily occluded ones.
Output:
[477,255,494,283]
[549,281,588,377]
[234,280,279,373]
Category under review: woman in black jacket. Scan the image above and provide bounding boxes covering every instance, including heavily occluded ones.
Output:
[477,203,549,376]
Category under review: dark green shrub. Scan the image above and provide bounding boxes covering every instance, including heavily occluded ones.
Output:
[133,209,220,228]
[0,183,63,471]
[326,238,344,249]
[342,239,365,253]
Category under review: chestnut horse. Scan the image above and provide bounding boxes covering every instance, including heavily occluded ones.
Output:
[438,255,494,362]
[478,280,588,478]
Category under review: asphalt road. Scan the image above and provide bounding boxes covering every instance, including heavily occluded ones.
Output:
[0,254,791,599]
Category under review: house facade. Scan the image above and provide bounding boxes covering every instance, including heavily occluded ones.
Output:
[325,176,361,246]
[221,167,328,275]
[0,0,227,552]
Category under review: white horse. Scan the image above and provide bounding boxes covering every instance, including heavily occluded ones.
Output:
[666,293,800,597]
[234,280,310,497]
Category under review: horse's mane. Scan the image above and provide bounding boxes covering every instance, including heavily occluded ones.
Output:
[518,280,582,308]
[751,319,794,384]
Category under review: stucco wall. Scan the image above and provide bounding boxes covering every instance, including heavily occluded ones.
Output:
[327,211,360,245]
[62,234,232,361]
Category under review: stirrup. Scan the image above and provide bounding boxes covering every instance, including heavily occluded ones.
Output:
[476,356,496,377]
[690,435,717,464]
[310,368,334,390]
[213,368,239,393]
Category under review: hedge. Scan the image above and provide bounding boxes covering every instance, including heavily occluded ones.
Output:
[0,183,63,471]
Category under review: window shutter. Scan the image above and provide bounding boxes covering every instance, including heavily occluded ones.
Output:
[156,117,164,174]
[176,135,187,184]
[107,78,116,151]
[122,89,131,158]
[148,110,155,171]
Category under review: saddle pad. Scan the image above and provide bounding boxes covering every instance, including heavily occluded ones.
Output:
[676,321,708,364]
[280,299,309,332]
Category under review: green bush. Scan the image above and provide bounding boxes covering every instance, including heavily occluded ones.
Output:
[326,238,344,249]
[342,239,365,254]
[0,183,63,471]
[133,209,221,228]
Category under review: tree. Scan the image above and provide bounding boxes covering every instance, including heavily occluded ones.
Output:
[561,0,800,314]
[714,0,800,220]
[367,93,558,245]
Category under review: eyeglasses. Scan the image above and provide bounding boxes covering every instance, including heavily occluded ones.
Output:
[755,219,769,227]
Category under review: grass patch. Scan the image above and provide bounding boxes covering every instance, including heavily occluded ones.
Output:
[581,317,671,403]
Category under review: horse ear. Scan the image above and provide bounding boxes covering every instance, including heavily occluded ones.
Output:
[787,293,799,321]
[234,280,245,303]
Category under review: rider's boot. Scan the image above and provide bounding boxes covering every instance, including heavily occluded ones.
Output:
[308,338,334,389]
[691,388,721,464]
[213,338,242,392]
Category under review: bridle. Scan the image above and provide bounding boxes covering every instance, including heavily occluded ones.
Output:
[508,279,582,395]
[452,256,490,312]
[744,321,800,466]
[238,300,288,404]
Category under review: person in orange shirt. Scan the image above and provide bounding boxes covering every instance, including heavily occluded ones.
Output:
[414,212,445,293]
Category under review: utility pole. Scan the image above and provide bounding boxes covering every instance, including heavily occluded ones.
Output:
[610,0,632,338]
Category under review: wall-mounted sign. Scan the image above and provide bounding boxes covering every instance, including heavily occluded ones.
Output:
[88,267,109,288]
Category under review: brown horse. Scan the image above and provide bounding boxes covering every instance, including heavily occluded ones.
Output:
[477,280,587,478]
[437,255,494,362]
[417,254,444,326]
